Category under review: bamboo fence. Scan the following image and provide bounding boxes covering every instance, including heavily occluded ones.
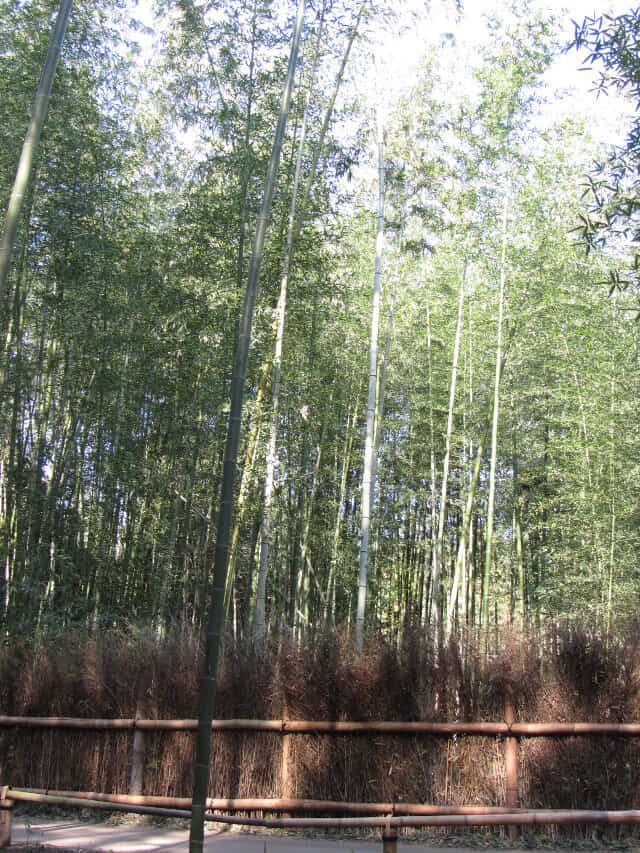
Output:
[3,707,640,849]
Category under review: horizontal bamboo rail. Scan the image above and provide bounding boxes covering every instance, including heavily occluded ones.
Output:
[8,790,640,828]
[2,715,640,735]
[16,788,526,814]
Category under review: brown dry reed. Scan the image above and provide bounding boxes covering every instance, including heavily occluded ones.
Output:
[1,622,640,838]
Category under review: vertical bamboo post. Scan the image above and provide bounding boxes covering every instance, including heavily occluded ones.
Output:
[281,697,292,802]
[129,711,146,796]
[505,689,518,840]
[0,787,13,847]
[382,822,397,853]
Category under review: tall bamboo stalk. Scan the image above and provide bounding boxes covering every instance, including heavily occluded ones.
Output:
[420,280,437,627]
[511,425,525,625]
[446,433,485,641]
[0,0,73,307]
[253,2,326,641]
[325,396,359,627]
[481,198,508,645]
[355,109,385,653]
[188,2,306,848]
[606,303,617,643]
[430,269,465,635]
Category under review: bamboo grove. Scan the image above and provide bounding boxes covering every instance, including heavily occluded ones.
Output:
[1,0,639,647]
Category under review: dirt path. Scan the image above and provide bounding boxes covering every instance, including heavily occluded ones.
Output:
[9,817,494,853]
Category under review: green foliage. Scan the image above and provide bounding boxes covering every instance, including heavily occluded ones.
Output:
[0,0,637,647]
[571,10,640,293]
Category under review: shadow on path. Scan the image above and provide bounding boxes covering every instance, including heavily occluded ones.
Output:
[9,818,495,853]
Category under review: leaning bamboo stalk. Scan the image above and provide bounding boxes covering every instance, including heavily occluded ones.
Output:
[3,716,640,735]
[8,791,640,828]
[291,0,367,250]
[252,0,327,643]
[0,0,74,303]
[190,3,306,846]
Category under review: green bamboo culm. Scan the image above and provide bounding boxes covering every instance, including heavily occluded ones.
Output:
[188,0,306,849]
[355,110,385,654]
[0,0,74,309]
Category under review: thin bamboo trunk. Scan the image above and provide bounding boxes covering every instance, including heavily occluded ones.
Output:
[294,434,326,639]
[431,269,465,635]
[324,396,359,627]
[606,371,616,641]
[223,400,265,617]
[372,215,402,460]
[0,0,73,306]
[222,318,282,618]
[446,433,485,641]
[355,110,385,653]
[253,4,326,641]
[512,428,525,626]
[460,293,475,629]
[0,259,28,625]
[294,392,332,637]
[286,294,320,632]
[565,338,607,601]
[155,487,182,630]
[421,290,437,627]
[481,198,508,645]
[189,3,305,848]
[234,1,258,291]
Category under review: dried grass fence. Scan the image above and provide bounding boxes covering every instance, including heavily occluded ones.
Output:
[5,703,640,849]
[4,625,640,848]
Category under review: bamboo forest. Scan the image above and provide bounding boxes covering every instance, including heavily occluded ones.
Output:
[1,0,640,648]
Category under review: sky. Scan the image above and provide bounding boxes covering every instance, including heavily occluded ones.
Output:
[378,0,636,147]
[129,0,636,158]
